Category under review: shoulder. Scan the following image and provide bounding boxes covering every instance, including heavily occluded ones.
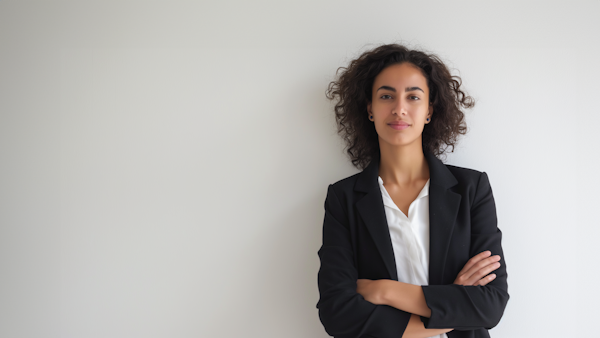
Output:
[327,171,361,197]
[443,163,494,207]
[321,172,364,221]
[331,171,361,188]
[445,163,485,185]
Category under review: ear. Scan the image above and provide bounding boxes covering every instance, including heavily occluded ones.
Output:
[367,102,372,118]
[426,105,433,123]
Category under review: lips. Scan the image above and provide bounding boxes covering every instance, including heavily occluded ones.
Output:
[388,121,409,126]
[388,121,410,130]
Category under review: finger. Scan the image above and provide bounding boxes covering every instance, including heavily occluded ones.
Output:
[463,251,491,272]
[454,253,501,285]
[463,255,501,280]
[464,258,501,283]
[474,273,497,286]
[465,261,501,285]
[458,251,492,275]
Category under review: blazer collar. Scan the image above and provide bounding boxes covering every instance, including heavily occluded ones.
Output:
[355,151,458,193]
[353,151,462,284]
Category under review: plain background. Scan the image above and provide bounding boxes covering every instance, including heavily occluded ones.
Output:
[1,1,599,337]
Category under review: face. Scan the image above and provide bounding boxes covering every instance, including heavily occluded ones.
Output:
[367,62,433,150]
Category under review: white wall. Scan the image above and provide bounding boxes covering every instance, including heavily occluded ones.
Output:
[1,1,599,337]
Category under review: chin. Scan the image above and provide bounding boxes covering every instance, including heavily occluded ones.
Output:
[381,136,421,148]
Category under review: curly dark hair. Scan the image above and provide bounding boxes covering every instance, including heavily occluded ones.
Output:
[326,43,475,170]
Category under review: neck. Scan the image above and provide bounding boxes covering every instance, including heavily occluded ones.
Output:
[378,139,429,186]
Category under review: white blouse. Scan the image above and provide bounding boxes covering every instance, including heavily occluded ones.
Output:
[378,176,447,338]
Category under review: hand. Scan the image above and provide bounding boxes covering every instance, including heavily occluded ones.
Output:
[356,279,387,305]
[454,250,501,286]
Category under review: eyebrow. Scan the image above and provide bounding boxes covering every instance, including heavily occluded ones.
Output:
[376,86,425,93]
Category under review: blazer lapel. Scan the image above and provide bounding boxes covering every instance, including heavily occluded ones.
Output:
[425,152,461,285]
[355,155,398,281]
[353,152,462,285]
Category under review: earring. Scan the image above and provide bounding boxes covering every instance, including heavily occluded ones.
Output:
[369,115,373,120]
[426,118,430,122]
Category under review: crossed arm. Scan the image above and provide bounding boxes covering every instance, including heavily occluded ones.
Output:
[356,251,502,338]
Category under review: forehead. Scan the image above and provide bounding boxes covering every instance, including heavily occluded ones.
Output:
[373,63,428,90]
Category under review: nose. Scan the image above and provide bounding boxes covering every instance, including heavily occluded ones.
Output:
[392,99,407,116]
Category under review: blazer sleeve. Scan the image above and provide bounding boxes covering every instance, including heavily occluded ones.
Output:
[317,184,412,338]
[420,172,510,330]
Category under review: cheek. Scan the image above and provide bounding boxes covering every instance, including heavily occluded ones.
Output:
[413,108,429,121]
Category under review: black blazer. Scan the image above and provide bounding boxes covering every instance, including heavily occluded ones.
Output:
[317,152,509,338]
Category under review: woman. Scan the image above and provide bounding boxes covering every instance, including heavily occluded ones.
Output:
[317,44,509,338]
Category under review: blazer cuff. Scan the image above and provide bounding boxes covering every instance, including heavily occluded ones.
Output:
[363,305,411,338]
[419,315,430,327]
[421,284,457,329]
[421,284,506,330]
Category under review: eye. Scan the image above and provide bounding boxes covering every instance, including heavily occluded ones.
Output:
[409,95,420,100]
[380,94,392,100]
